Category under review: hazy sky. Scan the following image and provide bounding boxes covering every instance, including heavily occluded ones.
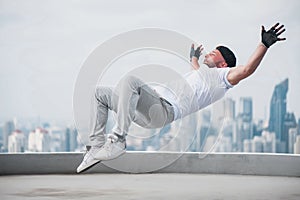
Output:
[0,0,300,124]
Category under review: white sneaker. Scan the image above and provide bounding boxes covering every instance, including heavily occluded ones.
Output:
[94,134,126,161]
[76,145,102,173]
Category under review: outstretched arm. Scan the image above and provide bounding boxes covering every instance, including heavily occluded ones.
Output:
[227,23,286,85]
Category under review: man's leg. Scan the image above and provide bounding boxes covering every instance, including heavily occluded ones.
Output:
[89,79,172,144]
[95,75,175,161]
[112,75,174,134]
[111,75,148,137]
[88,75,154,148]
[134,84,175,129]
[77,86,118,173]
[89,86,118,146]
[91,75,145,161]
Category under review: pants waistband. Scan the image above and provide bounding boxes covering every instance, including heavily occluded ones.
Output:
[159,97,172,106]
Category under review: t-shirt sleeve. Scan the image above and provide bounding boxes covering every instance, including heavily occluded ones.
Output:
[218,68,234,89]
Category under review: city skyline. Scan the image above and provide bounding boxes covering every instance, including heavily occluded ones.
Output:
[1,76,299,154]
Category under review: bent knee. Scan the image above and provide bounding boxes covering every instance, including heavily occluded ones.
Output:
[95,86,112,100]
[122,75,142,85]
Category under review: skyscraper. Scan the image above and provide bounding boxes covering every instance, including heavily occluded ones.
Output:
[235,97,253,152]
[28,127,51,152]
[239,97,253,122]
[219,98,235,152]
[294,135,300,154]
[199,110,212,151]
[268,79,288,153]
[261,131,276,153]
[65,128,71,152]
[65,127,78,152]
[3,120,15,152]
[289,128,298,154]
[252,136,263,152]
[8,130,26,153]
[298,118,300,135]
[0,124,3,150]
[224,98,236,120]
[283,112,297,153]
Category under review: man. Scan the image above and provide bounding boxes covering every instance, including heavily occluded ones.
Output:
[77,23,286,173]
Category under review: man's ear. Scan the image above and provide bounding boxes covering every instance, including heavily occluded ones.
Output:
[218,61,228,68]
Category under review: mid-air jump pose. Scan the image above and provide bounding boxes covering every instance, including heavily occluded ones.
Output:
[77,23,286,173]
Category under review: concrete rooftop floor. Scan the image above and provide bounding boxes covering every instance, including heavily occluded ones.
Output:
[0,173,299,200]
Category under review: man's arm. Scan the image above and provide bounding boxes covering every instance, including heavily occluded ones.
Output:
[191,57,200,70]
[227,23,286,85]
[227,43,268,85]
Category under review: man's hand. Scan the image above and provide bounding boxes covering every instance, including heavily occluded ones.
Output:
[261,22,286,48]
[190,44,203,61]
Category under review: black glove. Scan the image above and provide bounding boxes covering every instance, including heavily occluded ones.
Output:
[261,23,286,48]
[190,44,202,61]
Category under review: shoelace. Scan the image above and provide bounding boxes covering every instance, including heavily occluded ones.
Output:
[107,134,118,143]
[103,134,120,152]
[82,135,120,157]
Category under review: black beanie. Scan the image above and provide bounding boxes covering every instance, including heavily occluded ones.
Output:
[216,46,236,67]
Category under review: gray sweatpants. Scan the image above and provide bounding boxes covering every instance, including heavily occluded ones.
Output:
[89,75,175,145]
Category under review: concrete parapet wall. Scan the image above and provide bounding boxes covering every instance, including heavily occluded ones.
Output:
[0,152,299,176]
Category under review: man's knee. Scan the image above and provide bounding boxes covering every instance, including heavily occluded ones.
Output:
[119,75,141,87]
[95,86,112,101]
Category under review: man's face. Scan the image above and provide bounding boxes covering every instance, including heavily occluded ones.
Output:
[203,49,227,68]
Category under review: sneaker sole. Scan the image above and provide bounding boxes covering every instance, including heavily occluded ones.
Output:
[77,160,101,174]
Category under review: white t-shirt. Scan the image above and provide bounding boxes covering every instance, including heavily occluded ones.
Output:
[152,66,233,120]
